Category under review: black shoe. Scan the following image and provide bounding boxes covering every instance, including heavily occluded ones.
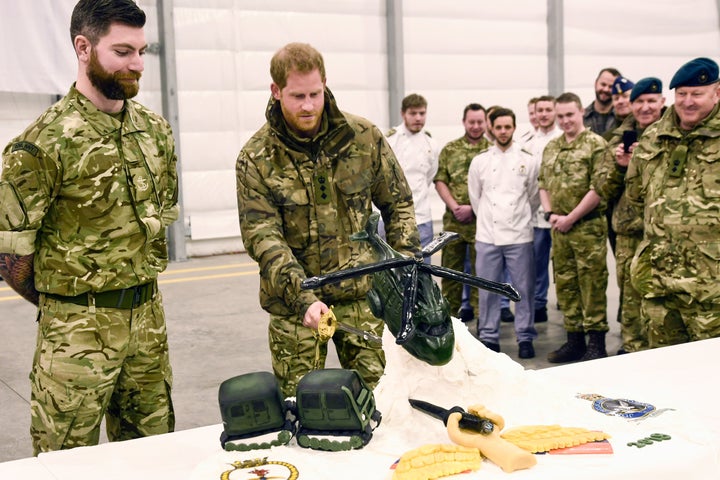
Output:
[480,340,501,352]
[500,307,514,323]
[547,332,587,363]
[518,341,535,359]
[534,307,547,323]
[458,307,474,323]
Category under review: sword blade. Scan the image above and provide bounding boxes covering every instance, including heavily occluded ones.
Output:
[335,322,382,345]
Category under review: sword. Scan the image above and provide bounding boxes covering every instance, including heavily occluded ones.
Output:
[317,307,382,345]
[409,399,494,435]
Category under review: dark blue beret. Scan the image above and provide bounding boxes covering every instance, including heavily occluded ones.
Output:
[612,76,635,95]
[630,77,663,102]
[669,57,719,89]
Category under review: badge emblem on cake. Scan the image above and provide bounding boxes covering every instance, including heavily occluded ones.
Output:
[577,393,673,420]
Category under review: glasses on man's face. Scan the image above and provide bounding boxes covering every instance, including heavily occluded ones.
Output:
[669,143,687,178]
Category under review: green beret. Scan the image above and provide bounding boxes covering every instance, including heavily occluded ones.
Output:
[669,57,719,89]
[630,77,663,102]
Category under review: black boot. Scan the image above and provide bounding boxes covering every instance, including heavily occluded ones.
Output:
[547,332,586,363]
[580,331,608,361]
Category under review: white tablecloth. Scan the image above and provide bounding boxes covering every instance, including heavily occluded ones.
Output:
[2,338,719,480]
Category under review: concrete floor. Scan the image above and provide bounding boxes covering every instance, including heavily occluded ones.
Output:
[0,249,620,463]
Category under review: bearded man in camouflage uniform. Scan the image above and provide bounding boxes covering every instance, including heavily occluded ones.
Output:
[0,0,177,454]
[434,103,490,321]
[539,92,609,363]
[626,57,720,348]
[236,42,420,397]
[596,78,666,354]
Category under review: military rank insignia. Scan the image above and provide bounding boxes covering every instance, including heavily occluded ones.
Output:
[314,171,331,204]
[577,393,673,420]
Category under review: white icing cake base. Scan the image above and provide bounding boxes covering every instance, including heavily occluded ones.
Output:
[192,319,720,479]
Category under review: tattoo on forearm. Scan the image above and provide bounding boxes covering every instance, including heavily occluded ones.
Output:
[0,253,39,305]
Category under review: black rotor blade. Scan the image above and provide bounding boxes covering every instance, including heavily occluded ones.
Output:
[301,256,416,290]
[418,263,521,301]
[396,265,419,345]
[421,231,461,259]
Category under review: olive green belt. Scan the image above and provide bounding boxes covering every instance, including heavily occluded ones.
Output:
[45,281,157,309]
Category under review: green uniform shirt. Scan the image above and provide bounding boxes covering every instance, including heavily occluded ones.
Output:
[0,85,179,295]
[433,135,490,241]
[626,103,720,303]
[236,88,420,317]
[539,129,607,215]
[595,114,645,236]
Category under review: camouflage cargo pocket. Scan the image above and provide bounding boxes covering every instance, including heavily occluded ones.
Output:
[277,188,310,250]
[30,366,87,451]
[698,150,720,198]
[630,240,664,298]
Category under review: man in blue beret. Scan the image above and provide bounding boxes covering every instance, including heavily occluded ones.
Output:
[596,77,666,355]
[605,76,635,141]
[603,76,635,255]
[626,57,720,348]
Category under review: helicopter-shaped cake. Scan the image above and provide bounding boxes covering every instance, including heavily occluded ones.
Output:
[301,213,519,366]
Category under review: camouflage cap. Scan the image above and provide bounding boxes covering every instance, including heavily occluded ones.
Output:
[612,76,635,95]
[630,77,663,102]
[669,57,719,89]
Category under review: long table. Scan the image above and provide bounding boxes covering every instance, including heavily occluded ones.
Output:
[2,337,719,480]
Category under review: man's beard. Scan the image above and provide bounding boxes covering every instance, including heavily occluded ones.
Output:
[495,136,512,148]
[87,49,141,100]
[595,90,612,106]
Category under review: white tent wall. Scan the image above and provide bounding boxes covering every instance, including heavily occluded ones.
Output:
[1,0,719,258]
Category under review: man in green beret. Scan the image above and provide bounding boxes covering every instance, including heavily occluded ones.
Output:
[626,57,720,347]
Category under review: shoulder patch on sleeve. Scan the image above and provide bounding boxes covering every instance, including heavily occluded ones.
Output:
[11,141,40,157]
[386,128,397,137]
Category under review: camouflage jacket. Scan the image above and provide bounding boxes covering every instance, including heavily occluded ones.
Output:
[595,114,644,236]
[539,129,607,216]
[0,85,179,295]
[626,103,720,303]
[433,135,490,241]
[236,88,420,317]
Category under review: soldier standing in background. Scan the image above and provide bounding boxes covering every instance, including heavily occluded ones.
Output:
[434,103,490,322]
[0,0,178,453]
[386,94,439,258]
[523,95,562,324]
[604,76,635,141]
[584,67,622,137]
[626,57,720,348]
[540,92,609,363]
[597,77,665,354]
[236,42,421,397]
[520,97,539,144]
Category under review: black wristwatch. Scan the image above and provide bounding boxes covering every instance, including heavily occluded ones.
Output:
[544,211,554,222]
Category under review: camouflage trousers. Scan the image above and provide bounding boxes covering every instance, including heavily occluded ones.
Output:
[269,299,385,398]
[551,219,609,333]
[642,295,720,348]
[615,233,647,352]
[31,292,174,455]
[440,235,477,316]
